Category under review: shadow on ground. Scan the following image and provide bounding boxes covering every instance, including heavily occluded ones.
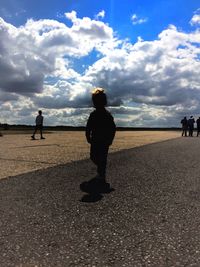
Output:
[80,177,115,203]
[0,157,116,266]
[1,138,200,266]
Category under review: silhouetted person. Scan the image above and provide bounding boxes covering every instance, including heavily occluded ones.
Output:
[196,117,200,137]
[86,88,116,181]
[188,116,195,137]
[31,110,45,140]
[180,116,188,137]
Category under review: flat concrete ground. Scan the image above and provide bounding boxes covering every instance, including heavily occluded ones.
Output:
[0,131,180,179]
[1,137,200,266]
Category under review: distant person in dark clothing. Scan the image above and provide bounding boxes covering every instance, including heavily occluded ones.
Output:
[188,116,195,137]
[86,88,116,181]
[31,110,45,140]
[180,116,188,137]
[196,117,200,137]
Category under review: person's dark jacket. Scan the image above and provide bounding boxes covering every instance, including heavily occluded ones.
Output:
[86,108,116,145]
[181,118,188,128]
[188,118,195,129]
[196,118,200,129]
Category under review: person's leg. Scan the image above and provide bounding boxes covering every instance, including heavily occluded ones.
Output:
[90,143,104,178]
[40,126,45,139]
[97,145,109,179]
[31,126,38,139]
[184,129,187,136]
[90,143,98,165]
[183,127,187,136]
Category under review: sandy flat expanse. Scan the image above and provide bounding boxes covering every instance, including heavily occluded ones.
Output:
[0,131,180,179]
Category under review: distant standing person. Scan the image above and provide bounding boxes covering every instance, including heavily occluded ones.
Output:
[86,88,116,182]
[188,116,195,137]
[196,117,200,137]
[31,110,45,140]
[180,116,188,137]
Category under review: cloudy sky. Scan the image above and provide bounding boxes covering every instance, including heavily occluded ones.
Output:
[0,0,200,127]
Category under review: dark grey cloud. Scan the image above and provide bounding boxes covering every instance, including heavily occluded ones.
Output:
[34,93,91,109]
[109,106,141,115]
[17,107,35,117]
[62,108,91,117]
[41,30,75,49]
[0,91,19,102]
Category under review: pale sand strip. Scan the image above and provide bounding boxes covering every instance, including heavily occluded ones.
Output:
[0,131,180,179]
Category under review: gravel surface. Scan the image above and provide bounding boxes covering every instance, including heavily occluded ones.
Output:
[1,137,200,266]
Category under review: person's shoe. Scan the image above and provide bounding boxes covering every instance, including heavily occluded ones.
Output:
[98,176,106,183]
[41,137,45,139]
[94,174,101,180]
[31,135,36,140]
[94,174,106,182]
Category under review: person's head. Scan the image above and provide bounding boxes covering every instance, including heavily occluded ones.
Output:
[184,116,186,119]
[92,88,107,108]
[190,115,193,118]
[38,110,42,115]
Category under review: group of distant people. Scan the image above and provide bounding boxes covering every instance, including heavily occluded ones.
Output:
[181,116,200,137]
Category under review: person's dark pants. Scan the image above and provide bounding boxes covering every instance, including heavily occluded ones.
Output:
[90,143,109,178]
[182,127,187,137]
[32,125,43,138]
[197,128,200,137]
[189,127,194,137]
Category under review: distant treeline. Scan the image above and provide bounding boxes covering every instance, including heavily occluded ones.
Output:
[0,123,180,131]
[0,123,9,130]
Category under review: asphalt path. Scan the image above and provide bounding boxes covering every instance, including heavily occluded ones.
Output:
[1,137,200,266]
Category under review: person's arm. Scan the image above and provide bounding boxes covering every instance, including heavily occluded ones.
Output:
[108,115,116,145]
[85,115,92,144]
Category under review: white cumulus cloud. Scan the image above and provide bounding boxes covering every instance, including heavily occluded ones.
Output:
[131,14,148,25]
[0,12,115,96]
[1,11,200,127]
[190,14,200,25]
[95,10,105,20]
